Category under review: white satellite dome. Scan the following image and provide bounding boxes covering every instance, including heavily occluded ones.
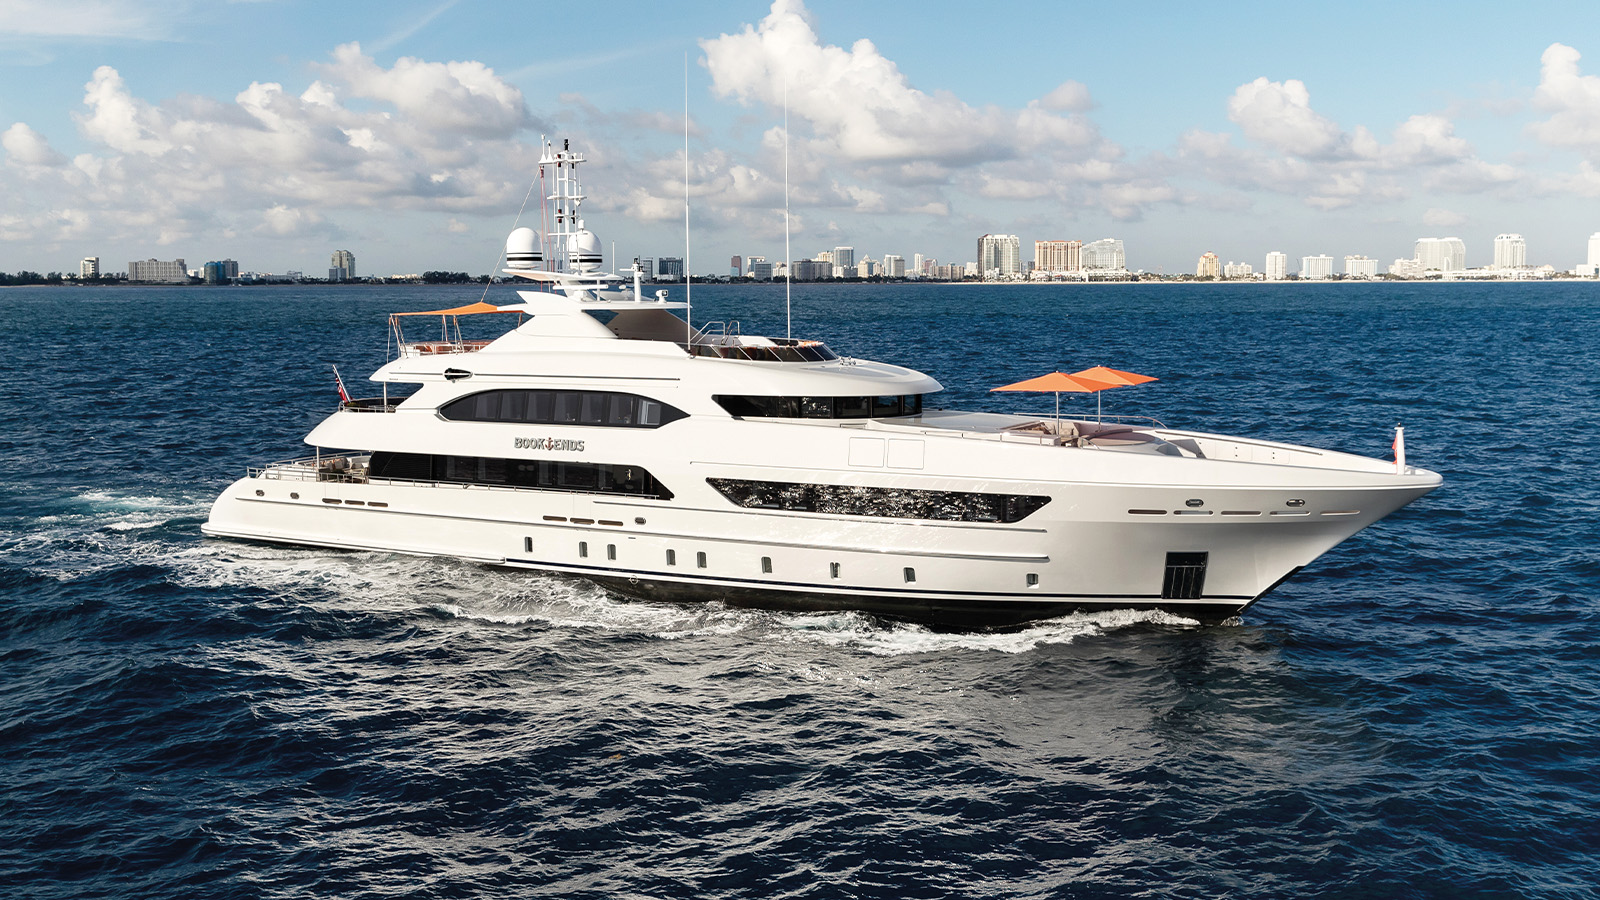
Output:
[569,227,603,271]
[504,227,542,269]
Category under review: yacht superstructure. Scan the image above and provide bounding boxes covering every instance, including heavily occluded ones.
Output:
[203,140,1442,627]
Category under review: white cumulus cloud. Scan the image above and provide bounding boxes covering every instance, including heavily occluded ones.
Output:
[1530,42,1600,154]
[1,123,67,166]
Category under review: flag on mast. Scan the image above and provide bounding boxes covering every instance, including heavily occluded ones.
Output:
[333,364,351,404]
[1393,425,1406,473]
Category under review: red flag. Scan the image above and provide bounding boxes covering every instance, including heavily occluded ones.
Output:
[333,365,351,404]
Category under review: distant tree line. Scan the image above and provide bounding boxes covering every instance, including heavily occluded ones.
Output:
[0,271,128,286]
[421,271,490,284]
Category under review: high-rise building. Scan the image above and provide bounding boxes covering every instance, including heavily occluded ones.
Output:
[1415,237,1466,272]
[1035,240,1082,273]
[203,261,237,284]
[749,261,773,281]
[792,258,831,280]
[1196,252,1220,279]
[1589,232,1600,267]
[1493,234,1526,269]
[128,258,188,283]
[656,257,684,281]
[977,234,1022,279]
[1265,251,1287,281]
[1344,255,1378,278]
[731,255,743,278]
[1082,238,1126,272]
[745,255,765,275]
[832,246,855,275]
[329,249,355,280]
[80,257,99,278]
[882,254,906,278]
[1223,261,1253,279]
[911,253,925,277]
[1300,255,1334,280]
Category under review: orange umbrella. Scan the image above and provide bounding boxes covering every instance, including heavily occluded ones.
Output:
[1071,365,1157,387]
[992,371,1122,422]
[1069,366,1158,421]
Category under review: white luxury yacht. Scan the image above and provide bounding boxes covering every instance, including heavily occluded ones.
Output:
[203,139,1443,627]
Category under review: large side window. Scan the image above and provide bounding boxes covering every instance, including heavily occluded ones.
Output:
[440,390,686,428]
[714,394,927,419]
[707,478,1049,524]
[368,451,673,500]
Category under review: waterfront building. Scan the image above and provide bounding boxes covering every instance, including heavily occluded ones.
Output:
[1300,255,1334,280]
[911,253,925,278]
[1082,238,1125,272]
[1589,232,1600,266]
[1035,240,1082,274]
[1415,237,1466,272]
[744,255,766,276]
[791,258,830,281]
[329,249,356,281]
[202,260,238,284]
[731,255,742,278]
[882,254,906,278]
[832,246,855,275]
[79,257,99,278]
[1196,252,1220,279]
[1390,258,1425,279]
[128,258,188,284]
[977,234,1022,279]
[1493,234,1526,269]
[657,257,684,281]
[1265,251,1287,281]
[748,261,773,281]
[1223,261,1254,279]
[1344,255,1378,279]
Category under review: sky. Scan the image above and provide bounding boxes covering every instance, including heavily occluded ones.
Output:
[3,0,1600,277]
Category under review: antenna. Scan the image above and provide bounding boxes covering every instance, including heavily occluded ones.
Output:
[783,70,792,339]
[684,53,693,346]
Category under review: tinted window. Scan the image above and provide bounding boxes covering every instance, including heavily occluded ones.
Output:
[715,394,927,419]
[440,389,685,428]
[368,451,672,500]
[707,478,1049,524]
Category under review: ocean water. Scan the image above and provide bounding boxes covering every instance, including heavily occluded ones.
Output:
[2,281,1597,899]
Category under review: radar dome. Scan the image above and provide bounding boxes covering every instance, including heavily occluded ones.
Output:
[504,227,542,269]
[570,228,603,271]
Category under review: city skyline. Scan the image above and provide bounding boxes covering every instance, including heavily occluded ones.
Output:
[4,0,1600,276]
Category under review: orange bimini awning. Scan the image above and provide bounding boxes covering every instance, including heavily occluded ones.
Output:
[390,300,519,317]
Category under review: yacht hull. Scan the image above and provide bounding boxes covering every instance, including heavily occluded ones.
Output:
[202,460,1438,628]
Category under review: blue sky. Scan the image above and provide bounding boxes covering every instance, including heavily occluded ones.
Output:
[3,0,1599,276]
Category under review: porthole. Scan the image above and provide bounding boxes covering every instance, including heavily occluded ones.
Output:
[696,551,707,569]
[666,549,676,566]
[761,556,773,574]
[829,562,841,579]
[290,492,299,499]
[579,541,588,558]
[1026,573,1039,587]
[607,544,617,561]
[903,567,916,583]
[254,489,264,497]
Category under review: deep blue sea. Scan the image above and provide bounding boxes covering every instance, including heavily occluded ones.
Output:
[2,281,1598,899]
